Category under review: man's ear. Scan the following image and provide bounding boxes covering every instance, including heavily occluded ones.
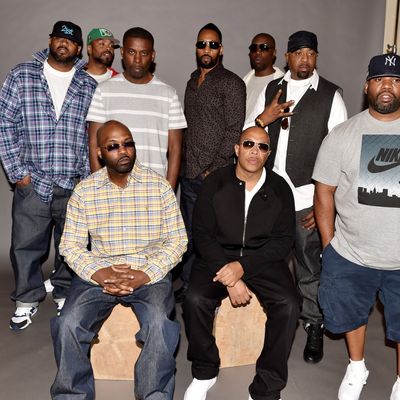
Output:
[97,148,103,160]
[234,143,239,157]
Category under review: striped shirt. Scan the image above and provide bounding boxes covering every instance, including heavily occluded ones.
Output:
[0,49,97,202]
[86,74,187,176]
[59,161,188,284]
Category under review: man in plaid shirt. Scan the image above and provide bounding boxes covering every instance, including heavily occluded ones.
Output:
[51,120,187,400]
[0,21,97,330]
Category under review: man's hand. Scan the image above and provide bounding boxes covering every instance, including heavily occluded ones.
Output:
[301,209,316,230]
[91,265,150,296]
[227,280,253,307]
[16,175,31,188]
[213,261,244,287]
[257,89,294,126]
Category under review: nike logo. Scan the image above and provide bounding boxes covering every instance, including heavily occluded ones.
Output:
[367,147,400,173]
[368,158,400,172]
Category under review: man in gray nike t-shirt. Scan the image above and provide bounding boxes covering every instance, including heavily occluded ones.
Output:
[313,53,400,400]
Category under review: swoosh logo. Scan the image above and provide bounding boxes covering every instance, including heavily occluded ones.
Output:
[367,157,400,173]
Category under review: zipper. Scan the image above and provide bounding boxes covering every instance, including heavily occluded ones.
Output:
[240,215,247,257]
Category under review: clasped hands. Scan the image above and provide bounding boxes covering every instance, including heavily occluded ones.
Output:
[92,264,150,296]
[213,261,253,307]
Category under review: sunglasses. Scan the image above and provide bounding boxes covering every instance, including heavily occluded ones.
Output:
[281,107,290,130]
[249,43,273,53]
[241,140,270,153]
[195,40,221,50]
[100,141,135,152]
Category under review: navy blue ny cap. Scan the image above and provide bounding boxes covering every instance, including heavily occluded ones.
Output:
[49,21,83,46]
[367,53,400,80]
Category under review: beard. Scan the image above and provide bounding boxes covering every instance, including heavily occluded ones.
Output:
[196,54,218,69]
[369,91,400,114]
[49,46,76,64]
[93,52,114,68]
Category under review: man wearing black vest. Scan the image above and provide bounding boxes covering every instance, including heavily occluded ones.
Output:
[255,30,347,364]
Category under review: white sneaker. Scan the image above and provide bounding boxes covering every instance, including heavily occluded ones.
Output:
[44,278,54,293]
[338,361,369,400]
[391,377,400,400]
[55,298,66,316]
[10,306,38,330]
[184,377,217,400]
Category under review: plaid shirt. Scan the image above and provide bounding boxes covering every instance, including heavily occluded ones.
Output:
[0,49,97,202]
[59,161,188,284]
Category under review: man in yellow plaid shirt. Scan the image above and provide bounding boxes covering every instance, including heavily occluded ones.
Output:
[50,120,187,400]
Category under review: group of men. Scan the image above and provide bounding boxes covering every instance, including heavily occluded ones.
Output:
[0,18,399,400]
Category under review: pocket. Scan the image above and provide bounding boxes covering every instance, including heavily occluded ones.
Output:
[15,182,34,199]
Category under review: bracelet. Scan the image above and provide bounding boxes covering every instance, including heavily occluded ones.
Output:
[255,117,267,128]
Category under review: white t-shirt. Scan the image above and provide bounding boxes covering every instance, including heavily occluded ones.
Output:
[43,60,75,120]
[244,168,266,218]
[87,69,113,84]
[243,67,284,123]
[312,109,400,269]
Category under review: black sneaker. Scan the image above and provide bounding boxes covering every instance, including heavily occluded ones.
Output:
[10,306,38,330]
[303,323,324,363]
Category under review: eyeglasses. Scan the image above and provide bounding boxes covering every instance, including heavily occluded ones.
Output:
[248,43,273,53]
[281,107,290,130]
[241,140,270,153]
[100,141,135,152]
[195,40,221,50]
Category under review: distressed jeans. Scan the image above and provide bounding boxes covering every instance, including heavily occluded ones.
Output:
[50,275,179,400]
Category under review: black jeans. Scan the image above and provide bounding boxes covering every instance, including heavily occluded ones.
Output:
[178,175,204,286]
[294,206,323,324]
[183,263,300,400]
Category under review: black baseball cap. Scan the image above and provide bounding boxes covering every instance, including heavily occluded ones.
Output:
[367,53,400,80]
[49,21,83,46]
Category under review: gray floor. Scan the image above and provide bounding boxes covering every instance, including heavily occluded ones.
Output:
[0,260,397,400]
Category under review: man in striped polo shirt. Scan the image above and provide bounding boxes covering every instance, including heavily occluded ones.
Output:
[87,27,187,190]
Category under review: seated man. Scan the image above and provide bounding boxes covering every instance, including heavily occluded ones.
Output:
[50,120,187,400]
[183,126,300,400]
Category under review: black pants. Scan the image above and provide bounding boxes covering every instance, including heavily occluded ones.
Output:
[294,206,323,324]
[183,263,300,400]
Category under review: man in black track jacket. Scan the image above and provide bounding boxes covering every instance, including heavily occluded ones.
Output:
[183,126,300,400]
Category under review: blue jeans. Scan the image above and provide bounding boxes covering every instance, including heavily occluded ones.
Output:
[11,184,73,305]
[50,275,179,400]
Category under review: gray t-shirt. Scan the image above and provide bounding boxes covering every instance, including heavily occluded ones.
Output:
[312,109,400,270]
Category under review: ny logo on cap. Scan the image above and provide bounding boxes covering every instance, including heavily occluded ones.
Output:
[61,25,74,36]
[385,55,396,67]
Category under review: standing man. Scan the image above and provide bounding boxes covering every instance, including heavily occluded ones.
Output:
[256,30,348,363]
[51,120,187,400]
[183,127,300,400]
[177,23,246,301]
[0,21,97,330]
[243,33,284,126]
[85,28,120,83]
[87,27,186,190]
[313,54,400,400]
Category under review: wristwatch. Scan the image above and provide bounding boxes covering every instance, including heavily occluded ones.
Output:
[255,117,267,128]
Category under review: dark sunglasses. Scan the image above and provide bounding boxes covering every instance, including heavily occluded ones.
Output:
[101,141,135,152]
[281,107,290,130]
[249,43,273,53]
[196,40,221,50]
[241,140,270,153]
